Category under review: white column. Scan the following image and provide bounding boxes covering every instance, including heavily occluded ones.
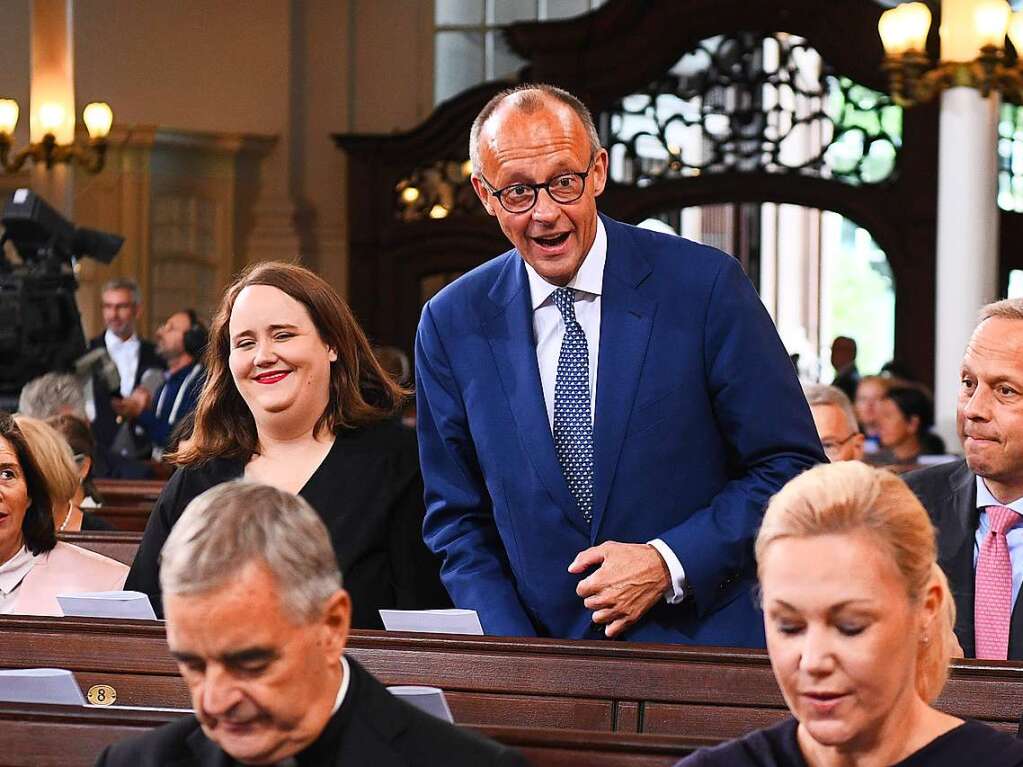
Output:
[934,86,1000,447]
[29,0,75,216]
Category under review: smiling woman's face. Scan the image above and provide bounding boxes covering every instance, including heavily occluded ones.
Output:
[228,285,337,429]
[0,435,31,564]
[761,530,926,753]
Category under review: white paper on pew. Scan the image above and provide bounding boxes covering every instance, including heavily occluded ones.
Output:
[378,608,483,635]
[387,686,455,723]
[56,590,157,620]
[0,668,86,705]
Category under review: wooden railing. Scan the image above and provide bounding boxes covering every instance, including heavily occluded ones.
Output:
[1,617,1021,739]
[0,701,713,767]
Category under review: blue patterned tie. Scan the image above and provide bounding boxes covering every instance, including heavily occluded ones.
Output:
[551,287,594,524]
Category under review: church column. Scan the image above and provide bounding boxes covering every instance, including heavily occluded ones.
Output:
[932,0,1002,448]
[29,0,75,216]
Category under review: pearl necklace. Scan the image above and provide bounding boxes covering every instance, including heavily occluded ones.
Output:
[59,501,74,532]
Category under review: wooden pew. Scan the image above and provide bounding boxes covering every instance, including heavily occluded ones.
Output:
[90,479,164,531]
[93,479,165,506]
[59,532,142,566]
[88,504,152,532]
[0,702,712,767]
[2,616,1022,739]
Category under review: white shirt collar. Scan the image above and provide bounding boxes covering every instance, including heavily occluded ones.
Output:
[0,546,37,597]
[331,655,351,716]
[524,217,607,310]
[104,329,139,350]
[976,476,1023,516]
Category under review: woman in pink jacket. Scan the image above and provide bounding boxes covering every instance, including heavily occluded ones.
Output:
[0,412,126,616]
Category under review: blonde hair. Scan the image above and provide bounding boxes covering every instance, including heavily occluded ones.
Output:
[12,415,79,511]
[757,461,956,703]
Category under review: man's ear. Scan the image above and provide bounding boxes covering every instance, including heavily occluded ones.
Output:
[470,176,498,217]
[591,148,609,198]
[320,589,351,659]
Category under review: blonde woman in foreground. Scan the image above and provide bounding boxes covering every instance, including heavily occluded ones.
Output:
[677,461,1023,766]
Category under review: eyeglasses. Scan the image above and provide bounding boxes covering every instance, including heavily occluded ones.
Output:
[821,432,859,458]
[479,154,595,214]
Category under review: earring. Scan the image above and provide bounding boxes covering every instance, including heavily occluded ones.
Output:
[920,634,930,645]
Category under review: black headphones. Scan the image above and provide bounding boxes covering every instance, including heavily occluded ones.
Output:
[182,308,209,360]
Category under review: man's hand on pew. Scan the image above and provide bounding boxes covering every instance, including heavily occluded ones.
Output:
[568,542,670,638]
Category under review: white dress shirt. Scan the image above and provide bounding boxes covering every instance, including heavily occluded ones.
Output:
[104,329,141,398]
[332,656,351,714]
[524,218,687,604]
[974,478,1023,607]
[0,546,38,614]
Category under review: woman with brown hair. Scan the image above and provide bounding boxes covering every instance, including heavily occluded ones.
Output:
[125,261,449,625]
[677,462,1023,766]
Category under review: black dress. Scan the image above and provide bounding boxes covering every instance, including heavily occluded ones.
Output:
[676,718,1023,766]
[124,420,451,627]
[79,511,117,531]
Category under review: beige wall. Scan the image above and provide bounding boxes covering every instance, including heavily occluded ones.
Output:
[0,0,434,303]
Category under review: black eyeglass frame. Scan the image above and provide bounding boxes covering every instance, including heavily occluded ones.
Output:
[478,152,597,214]
[820,431,861,456]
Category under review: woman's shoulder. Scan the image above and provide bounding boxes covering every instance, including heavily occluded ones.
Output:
[40,542,129,578]
[906,720,1023,765]
[675,719,800,767]
[162,455,245,498]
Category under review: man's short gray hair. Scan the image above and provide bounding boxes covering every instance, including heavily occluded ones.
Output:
[18,373,87,420]
[803,382,860,434]
[469,83,601,175]
[978,298,1023,324]
[159,481,342,623]
[101,277,141,304]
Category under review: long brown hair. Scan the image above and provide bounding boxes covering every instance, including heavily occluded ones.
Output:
[170,262,409,466]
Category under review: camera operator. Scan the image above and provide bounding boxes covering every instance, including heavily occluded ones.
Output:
[115,309,207,459]
[88,277,165,459]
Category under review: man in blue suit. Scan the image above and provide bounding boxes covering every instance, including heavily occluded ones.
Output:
[415,84,824,646]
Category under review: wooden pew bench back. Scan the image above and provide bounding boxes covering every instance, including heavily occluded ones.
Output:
[2,618,1022,741]
[0,703,709,767]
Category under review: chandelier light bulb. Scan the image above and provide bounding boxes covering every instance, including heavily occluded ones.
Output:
[974,0,1011,50]
[38,102,65,135]
[83,102,113,139]
[0,99,19,136]
[1008,10,1023,55]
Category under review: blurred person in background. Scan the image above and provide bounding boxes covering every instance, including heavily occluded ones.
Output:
[870,386,945,467]
[802,383,864,462]
[853,375,890,455]
[14,415,114,532]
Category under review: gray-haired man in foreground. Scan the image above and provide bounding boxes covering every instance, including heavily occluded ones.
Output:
[96,481,528,766]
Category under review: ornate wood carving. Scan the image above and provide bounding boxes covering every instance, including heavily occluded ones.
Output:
[335,0,944,386]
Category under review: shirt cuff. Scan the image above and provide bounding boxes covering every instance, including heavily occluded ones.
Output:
[648,538,687,605]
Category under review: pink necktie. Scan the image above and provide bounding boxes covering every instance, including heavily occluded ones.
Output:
[975,505,1019,660]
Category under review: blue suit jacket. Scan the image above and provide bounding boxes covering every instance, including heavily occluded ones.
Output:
[415,215,824,646]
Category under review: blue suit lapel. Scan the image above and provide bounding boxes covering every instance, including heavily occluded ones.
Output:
[591,216,655,539]
[483,254,589,536]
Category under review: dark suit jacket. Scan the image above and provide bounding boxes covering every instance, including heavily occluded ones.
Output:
[416,214,825,646]
[903,459,1023,659]
[94,658,528,767]
[88,333,164,453]
[831,364,860,402]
